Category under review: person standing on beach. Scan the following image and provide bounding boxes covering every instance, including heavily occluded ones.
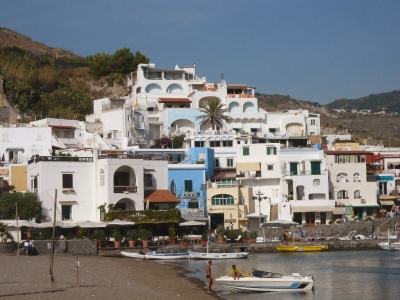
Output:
[24,239,29,256]
[206,260,213,293]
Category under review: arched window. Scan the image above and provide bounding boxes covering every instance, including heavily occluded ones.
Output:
[188,200,199,209]
[354,190,361,199]
[336,173,348,182]
[229,102,240,113]
[337,190,348,199]
[211,194,234,205]
[145,83,162,93]
[243,102,254,113]
[99,169,105,186]
[166,84,184,94]
[353,173,360,182]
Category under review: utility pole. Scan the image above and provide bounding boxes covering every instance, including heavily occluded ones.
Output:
[16,202,19,260]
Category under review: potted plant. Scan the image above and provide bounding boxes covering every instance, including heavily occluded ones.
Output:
[228,230,238,243]
[126,229,137,247]
[216,225,226,244]
[249,230,257,243]
[242,230,249,243]
[91,229,105,248]
[169,224,177,244]
[138,228,152,247]
[111,227,122,248]
[201,231,208,246]
[180,236,189,247]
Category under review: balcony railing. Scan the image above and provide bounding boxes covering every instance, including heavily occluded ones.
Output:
[28,156,93,164]
[114,186,138,193]
[98,154,168,161]
[283,170,326,176]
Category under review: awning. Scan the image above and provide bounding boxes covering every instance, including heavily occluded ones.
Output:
[268,123,280,128]
[245,213,268,218]
[158,98,191,103]
[379,195,397,200]
[210,170,237,180]
[351,204,380,208]
[380,200,395,206]
[291,206,333,213]
[236,162,260,172]
[6,147,25,153]
[249,123,261,129]
[332,207,345,215]
[231,123,243,129]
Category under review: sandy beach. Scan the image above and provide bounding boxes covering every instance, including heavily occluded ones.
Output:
[0,253,221,300]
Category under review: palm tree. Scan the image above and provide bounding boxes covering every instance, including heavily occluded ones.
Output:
[195,98,231,130]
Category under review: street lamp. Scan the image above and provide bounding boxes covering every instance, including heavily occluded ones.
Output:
[256,190,263,227]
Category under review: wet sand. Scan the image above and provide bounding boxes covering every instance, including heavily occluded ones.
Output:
[0,253,221,299]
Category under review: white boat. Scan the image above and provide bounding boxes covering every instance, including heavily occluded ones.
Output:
[378,229,397,251]
[215,270,315,292]
[121,251,190,260]
[189,251,249,260]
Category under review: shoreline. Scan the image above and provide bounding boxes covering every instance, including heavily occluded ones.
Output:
[0,253,221,299]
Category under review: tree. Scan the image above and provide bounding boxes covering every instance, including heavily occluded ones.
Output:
[0,222,13,243]
[195,98,231,130]
[0,193,42,221]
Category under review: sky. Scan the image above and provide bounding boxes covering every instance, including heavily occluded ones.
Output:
[1,0,399,104]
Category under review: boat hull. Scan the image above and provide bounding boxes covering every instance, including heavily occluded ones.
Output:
[276,245,328,252]
[378,242,395,251]
[215,275,314,292]
[189,251,249,260]
[121,251,190,260]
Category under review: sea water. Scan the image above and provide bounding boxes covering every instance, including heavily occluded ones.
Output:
[167,250,400,300]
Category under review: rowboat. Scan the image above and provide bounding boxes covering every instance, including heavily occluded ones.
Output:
[215,269,315,292]
[189,251,249,260]
[276,244,328,252]
[121,251,190,260]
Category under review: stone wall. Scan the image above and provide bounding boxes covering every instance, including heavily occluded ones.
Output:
[0,240,97,255]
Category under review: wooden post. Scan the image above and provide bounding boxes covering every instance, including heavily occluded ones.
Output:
[16,202,20,260]
[50,189,57,289]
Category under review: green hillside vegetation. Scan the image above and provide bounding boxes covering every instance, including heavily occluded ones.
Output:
[326,90,400,113]
[0,45,149,121]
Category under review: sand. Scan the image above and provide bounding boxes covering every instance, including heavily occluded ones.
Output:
[0,253,221,300]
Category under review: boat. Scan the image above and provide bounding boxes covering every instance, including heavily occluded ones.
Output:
[378,229,396,251]
[215,269,315,292]
[276,244,328,252]
[189,232,249,259]
[189,251,249,260]
[121,251,190,260]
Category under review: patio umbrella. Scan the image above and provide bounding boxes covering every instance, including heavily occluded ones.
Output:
[34,221,76,228]
[74,220,106,228]
[5,220,40,227]
[179,220,206,226]
[106,219,135,227]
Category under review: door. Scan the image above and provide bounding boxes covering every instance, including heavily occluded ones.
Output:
[305,212,315,226]
[290,163,298,175]
[311,162,321,175]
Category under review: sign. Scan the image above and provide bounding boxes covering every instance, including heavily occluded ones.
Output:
[209,207,236,212]
[225,219,236,223]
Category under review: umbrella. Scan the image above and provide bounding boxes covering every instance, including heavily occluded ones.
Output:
[179,220,206,226]
[106,219,135,227]
[74,220,106,228]
[5,220,40,227]
[34,221,76,228]
[260,220,299,228]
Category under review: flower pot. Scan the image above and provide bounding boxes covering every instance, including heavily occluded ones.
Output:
[114,241,121,248]
[218,237,225,244]
[201,240,208,247]
[180,242,189,247]
[97,240,103,248]
[170,238,176,245]
[242,239,249,243]
[128,240,135,247]
[249,239,256,243]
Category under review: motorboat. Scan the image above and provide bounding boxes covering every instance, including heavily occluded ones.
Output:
[121,251,190,260]
[276,244,328,252]
[215,269,315,292]
[378,229,397,251]
[189,251,249,260]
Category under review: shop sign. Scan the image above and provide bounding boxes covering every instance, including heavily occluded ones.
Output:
[225,219,236,223]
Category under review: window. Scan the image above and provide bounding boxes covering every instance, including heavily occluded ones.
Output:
[337,190,348,199]
[354,190,361,199]
[227,158,233,167]
[313,179,320,186]
[188,200,199,208]
[272,189,278,197]
[214,158,220,168]
[100,169,105,186]
[144,174,153,186]
[310,119,316,125]
[337,173,348,182]
[211,194,234,205]
[353,173,360,182]
[290,163,298,175]
[62,174,73,188]
[266,146,277,155]
[184,180,193,192]
[62,205,72,220]
[311,162,321,175]
[243,147,249,156]
[267,165,273,171]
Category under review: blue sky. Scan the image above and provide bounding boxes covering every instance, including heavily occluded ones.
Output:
[1,0,399,104]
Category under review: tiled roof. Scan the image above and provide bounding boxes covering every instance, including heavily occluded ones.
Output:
[144,189,180,203]
[158,98,191,103]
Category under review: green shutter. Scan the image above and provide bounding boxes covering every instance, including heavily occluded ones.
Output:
[311,162,321,175]
[243,147,249,156]
[184,180,193,192]
[267,147,271,155]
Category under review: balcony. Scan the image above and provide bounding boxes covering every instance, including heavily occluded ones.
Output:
[28,156,93,164]
[283,170,326,176]
[114,186,138,193]
[175,190,201,198]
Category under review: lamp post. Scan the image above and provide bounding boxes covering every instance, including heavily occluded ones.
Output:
[256,190,263,227]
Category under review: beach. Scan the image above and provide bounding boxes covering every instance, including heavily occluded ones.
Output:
[0,253,220,300]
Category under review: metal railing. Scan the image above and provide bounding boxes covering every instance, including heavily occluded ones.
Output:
[114,186,138,193]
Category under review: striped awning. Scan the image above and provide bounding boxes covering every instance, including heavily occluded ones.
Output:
[291,206,333,213]
[236,162,260,172]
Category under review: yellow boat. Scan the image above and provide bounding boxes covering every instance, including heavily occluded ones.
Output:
[276,244,328,252]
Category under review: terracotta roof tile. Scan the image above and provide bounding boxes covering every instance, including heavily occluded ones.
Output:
[144,189,180,203]
[158,98,191,103]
